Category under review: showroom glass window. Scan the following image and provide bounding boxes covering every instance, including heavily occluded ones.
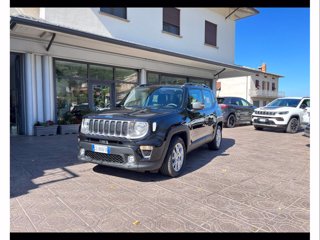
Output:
[115,68,138,102]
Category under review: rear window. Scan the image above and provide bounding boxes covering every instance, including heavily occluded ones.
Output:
[217,98,225,104]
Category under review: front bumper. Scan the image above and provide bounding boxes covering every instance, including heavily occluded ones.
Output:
[78,138,167,172]
[252,115,287,129]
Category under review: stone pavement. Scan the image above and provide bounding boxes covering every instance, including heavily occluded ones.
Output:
[10,126,310,232]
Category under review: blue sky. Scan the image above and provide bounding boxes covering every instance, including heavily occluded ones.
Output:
[235,8,310,97]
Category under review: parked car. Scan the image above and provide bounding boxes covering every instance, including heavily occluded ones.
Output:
[252,97,310,133]
[217,97,256,128]
[78,83,223,177]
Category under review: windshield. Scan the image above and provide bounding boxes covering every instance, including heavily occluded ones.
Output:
[266,98,300,108]
[123,87,184,109]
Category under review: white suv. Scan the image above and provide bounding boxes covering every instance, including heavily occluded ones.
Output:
[252,97,310,133]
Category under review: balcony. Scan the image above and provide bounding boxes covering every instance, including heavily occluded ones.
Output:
[250,89,285,98]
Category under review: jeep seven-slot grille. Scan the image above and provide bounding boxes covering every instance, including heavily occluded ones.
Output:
[85,150,125,164]
[88,119,129,137]
[255,111,276,116]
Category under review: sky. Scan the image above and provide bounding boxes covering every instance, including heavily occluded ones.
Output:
[235,8,310,97]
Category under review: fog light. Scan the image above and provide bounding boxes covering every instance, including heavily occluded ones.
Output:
[128,155,135,163]
[80,148,85,156]
[140,146,153,159]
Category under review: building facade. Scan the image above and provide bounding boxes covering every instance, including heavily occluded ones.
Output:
[11,7,279,136]
[217,64,284,107]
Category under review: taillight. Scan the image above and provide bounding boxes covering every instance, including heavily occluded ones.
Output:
[219,104,228,110]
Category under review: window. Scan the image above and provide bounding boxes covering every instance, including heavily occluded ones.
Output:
[160,75,186,85]
[255,80,260,89]
[89,64,113,81]
[263,101,267,106]
[202,90,214,109]
[267,82,270,91]
[188,89,203,108]
[240,98,250,106]
[115,68,138,102]
[231,98,242,106]
[253,100,260,107]
[189,78,211,88]
[272,82,276,91]
[147,73,160,84]
[262,81,265,90]
[299,99,310,109]
[205,21,217,46]
[163,8,180,35]
[100,8,127,19]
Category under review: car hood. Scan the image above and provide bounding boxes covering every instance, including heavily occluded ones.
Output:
[256,106,294,112]
[85,107,180,121]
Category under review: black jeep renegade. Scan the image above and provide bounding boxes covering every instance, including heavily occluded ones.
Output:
[78,83,223,177]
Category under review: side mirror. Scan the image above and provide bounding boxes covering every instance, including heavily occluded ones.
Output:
[192,102,204,110]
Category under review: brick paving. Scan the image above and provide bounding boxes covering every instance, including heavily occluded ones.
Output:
[10,126,310,232]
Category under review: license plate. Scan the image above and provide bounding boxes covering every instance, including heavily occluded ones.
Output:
[91,144,110,154]
[259,118,267,123]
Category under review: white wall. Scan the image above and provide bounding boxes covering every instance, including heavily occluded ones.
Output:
[43,8,235,64]
[217,76,249,100]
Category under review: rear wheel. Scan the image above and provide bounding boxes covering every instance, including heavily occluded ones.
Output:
[208,125,222,150]
[226,114,236,128]
[286,117,300,133]
[254,126,263,130]
[160,136,186,177]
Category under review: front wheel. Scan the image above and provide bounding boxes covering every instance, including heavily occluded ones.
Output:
[286,117,300,133]
[254,126,263,130]
[160,136,186,177]
[208,125,222,150]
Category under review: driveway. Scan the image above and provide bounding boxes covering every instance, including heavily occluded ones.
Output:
[10,126,310,232]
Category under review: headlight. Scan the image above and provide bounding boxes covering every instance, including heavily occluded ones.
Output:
[128,122,149,139]
[278,111,289,115]
[81,118,90,134]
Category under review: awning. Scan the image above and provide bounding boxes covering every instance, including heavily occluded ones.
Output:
[10,15,283,79]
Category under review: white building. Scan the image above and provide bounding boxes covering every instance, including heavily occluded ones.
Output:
[10,7,281,135]
[216,63,284,107]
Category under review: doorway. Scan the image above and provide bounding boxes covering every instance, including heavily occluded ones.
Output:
[10,53,24,135]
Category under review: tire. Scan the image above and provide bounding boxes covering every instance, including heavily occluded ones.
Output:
[226,114,236,128]
[208,125,222,150]
[286,117,300,133]
[254,126,263,130]
[160,136,186,177]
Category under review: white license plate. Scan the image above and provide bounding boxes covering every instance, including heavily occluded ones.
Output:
[91,144,110,154]
[259,118,267,122]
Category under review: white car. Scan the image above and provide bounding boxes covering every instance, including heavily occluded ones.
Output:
[252,97,310,133]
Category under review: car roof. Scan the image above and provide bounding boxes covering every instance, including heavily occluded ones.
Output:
[277,97,306,100]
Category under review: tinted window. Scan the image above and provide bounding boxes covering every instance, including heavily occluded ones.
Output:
[203,90,214,109]
[188,89,203,108]
[300,99,310,108]
[231,98,242,106]
[217,98,224,104]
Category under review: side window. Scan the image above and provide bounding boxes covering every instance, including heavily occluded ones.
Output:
[202,90,214,109]
[240,98,250,106]
[300,99,310,109]
[231,98,242,106]
[188,89,203,108]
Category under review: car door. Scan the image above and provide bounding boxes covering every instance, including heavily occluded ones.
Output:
[230,97,242,121]
[187,88,207,142]
[298,98,310,124]
[202,89,216,136]
[239,98,254,121]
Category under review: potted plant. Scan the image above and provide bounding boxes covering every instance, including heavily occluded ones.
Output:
[58,112,81,135]
[34,120,58,136]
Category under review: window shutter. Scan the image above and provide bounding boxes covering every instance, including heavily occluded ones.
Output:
[205,21,217,46]
[163,8,180,27]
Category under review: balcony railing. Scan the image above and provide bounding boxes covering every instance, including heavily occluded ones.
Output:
[250,89,285,98]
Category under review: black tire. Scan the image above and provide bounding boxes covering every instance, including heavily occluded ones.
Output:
[254,126,263,130]
[226,114,236,128]
[160,136,186,177]
[286,117,300,133]
[208,125,222,150]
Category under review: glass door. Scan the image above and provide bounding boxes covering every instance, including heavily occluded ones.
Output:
[10,53,23,135]
[89,82,113,111]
